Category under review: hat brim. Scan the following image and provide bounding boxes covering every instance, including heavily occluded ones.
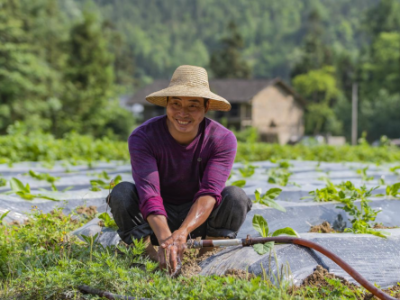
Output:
[146,85,231,111]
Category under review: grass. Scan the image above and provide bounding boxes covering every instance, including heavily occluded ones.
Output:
[0,208,374,300]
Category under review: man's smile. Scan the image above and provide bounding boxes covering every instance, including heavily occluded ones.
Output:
[176,119,191,125]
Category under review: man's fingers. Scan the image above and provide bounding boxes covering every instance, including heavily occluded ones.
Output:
[161,236,174,249]
[169,246,178,274]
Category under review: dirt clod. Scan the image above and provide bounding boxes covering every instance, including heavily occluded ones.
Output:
[180,247,223,278]
[224,269,255,280]
[373,223,398,229]
[309,221,336,233]
[76,205,97,218]
[301,265,356,289]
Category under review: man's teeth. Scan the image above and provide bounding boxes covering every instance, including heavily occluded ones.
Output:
[177,120,189,125]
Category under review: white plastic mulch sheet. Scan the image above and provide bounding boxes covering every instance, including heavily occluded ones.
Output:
[1,160,400,287]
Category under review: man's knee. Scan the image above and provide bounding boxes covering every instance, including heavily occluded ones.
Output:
[108,181,137,208]
[222,185,252,213]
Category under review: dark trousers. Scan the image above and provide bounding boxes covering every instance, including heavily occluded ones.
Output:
[108,182,252,245]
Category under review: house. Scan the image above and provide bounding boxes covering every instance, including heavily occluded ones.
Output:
[127,78,306,144]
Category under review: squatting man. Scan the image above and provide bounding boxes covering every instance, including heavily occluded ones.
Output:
[109,65,252,274]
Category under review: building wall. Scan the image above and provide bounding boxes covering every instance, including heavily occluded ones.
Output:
[251,85,304,144]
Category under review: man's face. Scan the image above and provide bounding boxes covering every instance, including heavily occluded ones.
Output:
[166,96,209,136]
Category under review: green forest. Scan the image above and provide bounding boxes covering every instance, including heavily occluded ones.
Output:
[1,0,400,141]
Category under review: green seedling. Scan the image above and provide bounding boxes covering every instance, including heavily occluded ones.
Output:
[90,175,122,191]
[27,170,60,183]
[97,171,111,180]
[97,212,118,230]
[356,167,373,181]
[238,164,258,178]
[8,178,59,201]
[389,166,400,175]
[304,180,388,238]
[0,210,10,225]
[385,182,400,198]
[267,167,292,186]
[26,170,60,190]
[301,180,339,202]
[252,214,299,255]
[230,180,246,188]
[0,178,6,187]
[254,188,286,212]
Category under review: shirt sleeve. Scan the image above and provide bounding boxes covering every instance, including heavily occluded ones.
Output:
[193,131,237,206]
[128,132,167,220]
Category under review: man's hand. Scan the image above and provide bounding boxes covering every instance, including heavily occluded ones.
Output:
[147,196,216,275]
[158,229,188,275]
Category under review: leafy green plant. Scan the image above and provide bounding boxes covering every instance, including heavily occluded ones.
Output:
[238,164,258,178]
[97,212,118,229]
[8,178,60,201]
[90,175,122,191]
[0,178,6,187]
[301,180,340,202]
[0,211,10,226]
[356,167,374,181]
[26,170,60,190]
[385,182,400,198]
[230,180,246,188]
[390,166,400,175]
[267,167,292,186]
[252,214,299,255]
[254,188,286,212]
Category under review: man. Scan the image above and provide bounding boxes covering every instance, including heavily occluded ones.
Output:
[109,65,252,274]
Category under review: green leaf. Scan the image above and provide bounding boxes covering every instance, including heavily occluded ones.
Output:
[253,242,274,255]
[264,188,282,200]
[260,198,286,212]
[254,188,262,202]
[10,178,26,193]
[272,227,299,237]
[231,180,246,188]
[0,210,10,222]
[16,191,35,200]
[37,194,60,201]
[252,214,269,237]
[98,212,118,230]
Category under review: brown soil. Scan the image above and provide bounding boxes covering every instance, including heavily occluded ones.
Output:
[297,265,400,300]
[76,205,97,218]
[300,265,356,289]
[364,285,400,299]
[180,247,222,278]
[224,269,256,280]
[309,221,336,233]
[7,220,20,226]
[373,223,399,229]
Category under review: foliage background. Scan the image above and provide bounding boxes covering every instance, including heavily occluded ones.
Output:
[1,0,400,142]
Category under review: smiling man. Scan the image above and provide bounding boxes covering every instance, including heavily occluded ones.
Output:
[109,65,252,274]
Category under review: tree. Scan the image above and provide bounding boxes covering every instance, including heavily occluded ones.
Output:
[0,0,56,133]
[290,8,332,78]
[293,66,342,134]
[209,21,252,79]
[60,12,115,136]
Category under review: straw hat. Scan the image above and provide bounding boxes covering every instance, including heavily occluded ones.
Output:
[146,65,231,111]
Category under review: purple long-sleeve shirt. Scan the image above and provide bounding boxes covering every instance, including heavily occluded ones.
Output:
[128,115,237,220]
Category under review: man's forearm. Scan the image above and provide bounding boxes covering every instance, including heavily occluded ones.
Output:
[177,195,216,236]
[147,214,172,244]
